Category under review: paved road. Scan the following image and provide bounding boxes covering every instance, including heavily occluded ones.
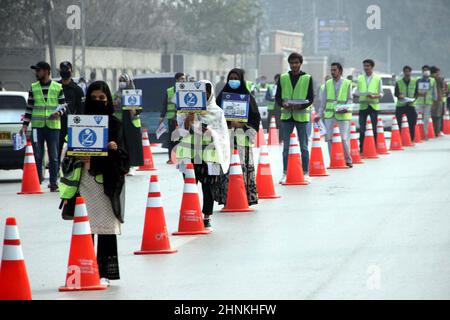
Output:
[0,136,449,300]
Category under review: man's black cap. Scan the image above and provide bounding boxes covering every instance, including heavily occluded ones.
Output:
[59,61,73,70]
[30,61,51,71]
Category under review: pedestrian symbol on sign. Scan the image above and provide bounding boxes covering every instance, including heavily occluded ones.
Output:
[79,129,97,147]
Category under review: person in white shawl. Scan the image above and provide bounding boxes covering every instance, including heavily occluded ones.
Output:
[175,80,230,230]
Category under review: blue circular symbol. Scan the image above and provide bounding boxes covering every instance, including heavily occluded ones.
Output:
[79,129,97,147]
[128,95,137,105]
[184,93,198,107]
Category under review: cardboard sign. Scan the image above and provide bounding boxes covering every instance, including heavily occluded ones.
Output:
[176,82,207,113]
[67,115,109,156]
[121,89,143,110]
[418,82,430,92]
[12,133,27,150]
[221,92,250,122]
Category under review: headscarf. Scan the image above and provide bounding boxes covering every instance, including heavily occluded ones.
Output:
[177,80,230,173]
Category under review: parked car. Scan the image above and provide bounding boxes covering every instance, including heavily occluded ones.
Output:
[0,91,29,170]
[253,88,269,129]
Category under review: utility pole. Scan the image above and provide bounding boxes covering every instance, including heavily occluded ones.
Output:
[71,0,86,77]
[387,35,392,73]
[44,0,56,77]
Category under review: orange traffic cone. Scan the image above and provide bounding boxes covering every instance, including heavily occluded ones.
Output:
[59,197,107,292]
[362,117,379,159]
[17,141,43,195]
[443,110,450,135]
[417,113,426,141]
[221,150,255,212]
[309,126,329,176]
[268,116,279,145]
[138,130,156,171]
[173,163,212,235]
[427,118,436,139]
[135,176,177,254]
[376,117,390,154]
[256,145,280,199]
[329,124,348,169]
[256,122,266,148]
[282,133,310,185]
[0,217,32,300]
[414,114,423,143]
[401,115,414,147]
[390,117,404,151]
[350,122,364,164]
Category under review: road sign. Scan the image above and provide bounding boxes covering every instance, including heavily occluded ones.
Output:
[221,92,250,122]
[317,19,351,52]
[176,82,207,113]
[67,115,109,156]
[122,89,143,110]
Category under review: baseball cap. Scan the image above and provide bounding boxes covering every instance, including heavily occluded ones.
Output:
[59,61,73,70]
[30,61,51,71]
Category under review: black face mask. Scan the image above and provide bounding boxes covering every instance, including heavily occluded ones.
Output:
[87,100,109,115]
[60,70,72,80]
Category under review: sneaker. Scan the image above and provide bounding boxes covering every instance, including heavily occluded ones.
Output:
[100,278,110,287]
[127,167,136,176]
[50,185,59,192]
[166,160,174,164]
[346,163,353,168]
[279,173,287,184]
[203,218,212,231]
[304,175,312,183]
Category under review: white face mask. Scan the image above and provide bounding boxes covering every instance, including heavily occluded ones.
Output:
[423,71,431,77]
[119,82,127,89]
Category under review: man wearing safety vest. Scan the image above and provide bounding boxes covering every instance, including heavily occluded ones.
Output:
[415,65,438,140]
[275,52,314,184]
[159,72,186,164]
[353,59,383,152]
[316,62,353,168]
[20,61,66,192]
[314,75,331,120]
[394,66,418,141]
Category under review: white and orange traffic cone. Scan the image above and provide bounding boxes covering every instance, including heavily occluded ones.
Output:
[59,197,107,292]
[309,126,329,176]
[0,217,32,300]
[390,117,404,151]
[427,118,436,139]
[268,116,279,145]
[256,145,281,199]
[328,124,348,169]
[401,115,414,147]
[17,141,43,195]
[350,122,364,164]
[256,121,266,148]
[173,163,212,235]
[138,130,156,171]
[282,133,309,185]
[443,109,450,135]
[376,117,390,154]
[135,175,177,255]
[362,117,379,159]
[221,149,255,212]
[414,113,423,143]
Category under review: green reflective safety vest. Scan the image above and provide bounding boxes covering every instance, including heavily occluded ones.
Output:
[266,84,276,111]
[30,81,63,129]
[324,79,352,121]
[166,87,176,120]
[396,78,417,107]
[175,132,220,163]
[357,74,381,111]
[280,73,311,122]
[246,81,254,93]
[59,160,82,200]
[416,78,436,106]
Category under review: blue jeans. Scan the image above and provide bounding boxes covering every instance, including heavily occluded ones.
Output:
[281,120,309,173]
[32,127,60,187]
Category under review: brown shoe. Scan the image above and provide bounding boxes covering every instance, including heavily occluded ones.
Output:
[166,160,174,164]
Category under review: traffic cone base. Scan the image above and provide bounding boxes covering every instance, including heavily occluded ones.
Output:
[135,248,178,255]
[59,284,107,292]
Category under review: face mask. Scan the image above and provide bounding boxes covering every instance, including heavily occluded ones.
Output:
[228,80,241,89]
[60,70,71,80]
[119,82,127,89]
[88,100,109,115]
[423,71,430,77]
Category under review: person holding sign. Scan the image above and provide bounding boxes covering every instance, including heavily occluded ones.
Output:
[113,74,143,175]
[176,80,230,230]
[216,68,261,208]
[275,53,314,184]
[160,72,186,164]
[353,59,384,152]
[60,81,130,286]
[415,65,438,140]
[395,66,418,140]
[316,62,354,168]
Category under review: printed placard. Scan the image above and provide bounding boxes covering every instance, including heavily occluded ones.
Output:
[418,82,430,92]
[221,92,250,122]
[176,82,207,113]
[121,89,143,110]
[67,115,109,156]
